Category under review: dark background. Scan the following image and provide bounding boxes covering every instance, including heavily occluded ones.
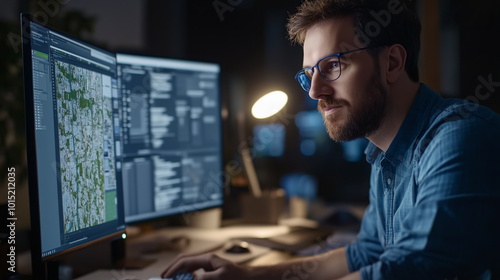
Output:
[1,0,500,230]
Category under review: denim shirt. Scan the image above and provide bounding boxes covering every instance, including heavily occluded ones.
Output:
[345,84,500,280]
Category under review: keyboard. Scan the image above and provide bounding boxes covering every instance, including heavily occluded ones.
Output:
[148,272,194,280]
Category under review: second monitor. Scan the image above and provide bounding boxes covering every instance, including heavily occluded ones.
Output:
[116,54,223,224]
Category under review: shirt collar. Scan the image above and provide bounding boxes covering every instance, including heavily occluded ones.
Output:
[365,83,442,165]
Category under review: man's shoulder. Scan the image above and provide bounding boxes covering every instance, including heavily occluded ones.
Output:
[410,99,500,194]
[427,98,500,137]
[410,84,500,150]
[415,99,500,159]
[435,98,500,125]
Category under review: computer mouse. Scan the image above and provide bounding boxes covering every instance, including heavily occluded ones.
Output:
[224,241,251,254]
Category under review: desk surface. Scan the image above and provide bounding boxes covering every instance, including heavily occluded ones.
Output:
[75,224,296,280]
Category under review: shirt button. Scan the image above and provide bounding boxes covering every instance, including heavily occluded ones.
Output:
[387,178,392,185]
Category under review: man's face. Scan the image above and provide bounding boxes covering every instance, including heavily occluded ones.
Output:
[302,16,387,142]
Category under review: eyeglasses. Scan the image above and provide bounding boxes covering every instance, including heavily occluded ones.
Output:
[295,47,370,92]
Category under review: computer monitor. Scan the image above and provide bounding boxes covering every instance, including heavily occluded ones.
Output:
[115,53,224,224]
[21,14,126,278]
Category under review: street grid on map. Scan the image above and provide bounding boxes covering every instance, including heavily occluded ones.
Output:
[55,61,116,234]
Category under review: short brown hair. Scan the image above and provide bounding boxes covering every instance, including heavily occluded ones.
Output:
[287,0,421,82]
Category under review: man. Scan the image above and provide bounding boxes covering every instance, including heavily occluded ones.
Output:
[162,0,500,279]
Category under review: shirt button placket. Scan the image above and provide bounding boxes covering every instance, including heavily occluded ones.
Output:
[386,171,395,245]
[382,158,395,246]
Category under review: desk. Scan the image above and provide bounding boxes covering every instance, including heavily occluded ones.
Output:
[75,224,297,280]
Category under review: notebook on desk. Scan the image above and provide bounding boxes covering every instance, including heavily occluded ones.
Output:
[236,226,334,252]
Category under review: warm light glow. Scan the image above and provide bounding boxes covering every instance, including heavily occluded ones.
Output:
[251,91,288,119]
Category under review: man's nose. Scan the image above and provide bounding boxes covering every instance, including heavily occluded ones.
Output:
[308,71,330,100]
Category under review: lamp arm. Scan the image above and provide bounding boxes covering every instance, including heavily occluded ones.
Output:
[237,112,262,197]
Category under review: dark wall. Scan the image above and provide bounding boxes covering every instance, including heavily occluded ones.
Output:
[455,0,500,114]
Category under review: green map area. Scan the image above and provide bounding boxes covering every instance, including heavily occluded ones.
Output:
[55,60,117,234]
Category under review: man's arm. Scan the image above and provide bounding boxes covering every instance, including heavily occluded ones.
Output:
[336,271,361,280]
[249,247,350,280]
[343,177,385,272]
[161,247,351,280]
[356,116,500,279]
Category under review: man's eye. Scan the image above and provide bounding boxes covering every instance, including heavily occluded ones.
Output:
[330,61,339,68]
[321,60,340,73]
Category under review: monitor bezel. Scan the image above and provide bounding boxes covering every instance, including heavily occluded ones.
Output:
[20,13,126,277]
[21,12,44,277]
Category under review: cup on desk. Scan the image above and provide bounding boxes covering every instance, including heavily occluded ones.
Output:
[240,189,286,224]
[289,196,308,218]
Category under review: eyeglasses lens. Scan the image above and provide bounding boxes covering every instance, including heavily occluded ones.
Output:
[318,56,341,81]
[296,56,341,92]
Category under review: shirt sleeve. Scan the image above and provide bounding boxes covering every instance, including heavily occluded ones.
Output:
[345,176,385,271]
[359,116,500,280]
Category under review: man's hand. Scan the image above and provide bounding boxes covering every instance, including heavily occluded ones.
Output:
[161,247,351,280]
[161,253,249,280]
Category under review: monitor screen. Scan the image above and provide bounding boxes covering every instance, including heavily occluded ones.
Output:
[116,54,223,223]
[21,14,126,270]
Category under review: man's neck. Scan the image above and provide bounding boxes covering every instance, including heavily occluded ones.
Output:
[367,81,421,152]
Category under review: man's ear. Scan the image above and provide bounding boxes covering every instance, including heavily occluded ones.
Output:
[384,44,407,84]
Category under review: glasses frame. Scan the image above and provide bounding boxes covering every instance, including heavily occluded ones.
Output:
[295,47,370,92]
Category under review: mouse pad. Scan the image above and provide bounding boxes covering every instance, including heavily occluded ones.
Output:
[212,240,271,264]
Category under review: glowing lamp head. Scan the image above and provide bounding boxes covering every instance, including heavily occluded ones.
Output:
[251,90,288,119]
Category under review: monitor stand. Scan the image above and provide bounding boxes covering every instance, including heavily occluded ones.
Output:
[41,237,155,280]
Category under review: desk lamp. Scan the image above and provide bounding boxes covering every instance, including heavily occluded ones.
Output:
[238,90,288,198]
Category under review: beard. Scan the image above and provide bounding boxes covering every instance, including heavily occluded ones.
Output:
[318,68,387,142]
